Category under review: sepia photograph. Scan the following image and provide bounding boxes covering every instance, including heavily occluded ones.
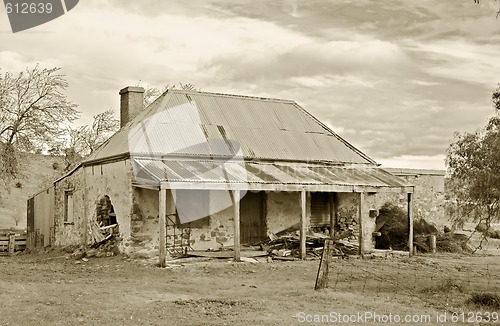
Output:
[1,1,500,325]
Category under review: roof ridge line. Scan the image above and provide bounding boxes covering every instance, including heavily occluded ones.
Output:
[166,89,296,104]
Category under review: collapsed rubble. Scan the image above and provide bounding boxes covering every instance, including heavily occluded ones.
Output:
[259,227,359,259]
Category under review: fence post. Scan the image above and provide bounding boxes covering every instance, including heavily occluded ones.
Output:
[8,233,15,255]
[429,235,436,254]
[27,232,35,252]
[315,239,334,290]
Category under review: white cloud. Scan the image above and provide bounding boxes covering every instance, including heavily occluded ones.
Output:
[377,154,446,170]
[411,40,500,87]
[1,0,499,169]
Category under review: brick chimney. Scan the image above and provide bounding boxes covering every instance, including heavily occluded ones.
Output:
[119,86,145,127]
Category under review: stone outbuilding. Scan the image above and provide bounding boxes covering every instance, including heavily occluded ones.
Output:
[382,168,446,229]
[27,87,414,263]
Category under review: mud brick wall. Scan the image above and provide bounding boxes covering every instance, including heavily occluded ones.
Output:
[380,169,446,229]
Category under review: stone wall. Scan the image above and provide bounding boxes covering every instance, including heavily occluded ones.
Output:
[53,168,84,247]
[381,168,446,229]
[53,160,134,251]
[143,190,237,255]
[52,166,412,255]
[335,192,379,252]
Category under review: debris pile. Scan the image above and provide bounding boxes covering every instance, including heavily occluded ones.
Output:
[67,220,120,260]
[89,220,118,246]
[260,227,359,259]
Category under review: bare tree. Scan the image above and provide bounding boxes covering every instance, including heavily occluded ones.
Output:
[62,109,119,169]
[143,83,201,107]
[0,65,79,181]
[473,0,500,17]
[13,214,21,227]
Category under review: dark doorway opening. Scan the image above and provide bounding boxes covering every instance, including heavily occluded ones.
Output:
[240,191,266,244]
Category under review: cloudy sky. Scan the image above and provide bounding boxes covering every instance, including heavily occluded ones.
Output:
[1,0,500,169]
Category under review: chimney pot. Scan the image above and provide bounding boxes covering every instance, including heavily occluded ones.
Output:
[119,86,145,127]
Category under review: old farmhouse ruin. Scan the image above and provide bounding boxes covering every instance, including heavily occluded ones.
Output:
[28,87,421,263]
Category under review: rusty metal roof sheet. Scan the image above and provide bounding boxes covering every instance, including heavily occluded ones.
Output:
[86,90,375,165]
[132,158,410,191]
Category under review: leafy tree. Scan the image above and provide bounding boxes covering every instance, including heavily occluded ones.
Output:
[0,65,78,182]
[493,83,500,111]
[446,87,500,245]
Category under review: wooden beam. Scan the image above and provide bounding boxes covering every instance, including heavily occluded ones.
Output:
[329,193,337,239]
[159,188,167,267]
[82,168,88,250]
[358,192,365,258]
[408,193,414,256]
[300,190,307,260]
[233,190,241,262]
[159,181,414,194]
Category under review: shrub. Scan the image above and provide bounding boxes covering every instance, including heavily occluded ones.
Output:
[375,202,466,253]
[467,293,500,309]
[375,203,408,250]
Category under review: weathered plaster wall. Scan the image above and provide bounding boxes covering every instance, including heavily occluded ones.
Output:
[266,191,302,235]
[381,169,446,229]
[53,168,84,247]
[54,160,134,251]
[360,193,378,252]
[162,190,236,254]
[84,160,134,253]
[334,192,379,252]
[130,188,159,257]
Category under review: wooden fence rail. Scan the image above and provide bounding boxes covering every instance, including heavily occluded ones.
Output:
[0,233,27,255]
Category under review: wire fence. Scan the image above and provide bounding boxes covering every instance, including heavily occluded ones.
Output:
[326,255,500,306]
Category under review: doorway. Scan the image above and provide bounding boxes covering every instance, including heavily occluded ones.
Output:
[239,191,266,244]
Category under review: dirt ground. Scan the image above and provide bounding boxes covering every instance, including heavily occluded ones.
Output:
[1,239,499,326]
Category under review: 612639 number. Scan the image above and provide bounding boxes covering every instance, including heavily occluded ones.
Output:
[451,312,499,323]
[5,2,53,14]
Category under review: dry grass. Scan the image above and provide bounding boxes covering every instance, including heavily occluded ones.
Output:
[0,251,499,326]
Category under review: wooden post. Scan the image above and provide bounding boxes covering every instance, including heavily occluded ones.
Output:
[329,193,336,239]
[429,235,436,254]
[159,188,167,267]
[300,190,307,260]
[358,192,365,258]
[233,190,241,262]
[82,168,88,250]
[408,193,414,256]
[8,233,15,255]
[315,239,333,290]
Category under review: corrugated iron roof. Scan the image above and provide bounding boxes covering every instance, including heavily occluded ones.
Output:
[132,158,409,191]
[86,90,375,165]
